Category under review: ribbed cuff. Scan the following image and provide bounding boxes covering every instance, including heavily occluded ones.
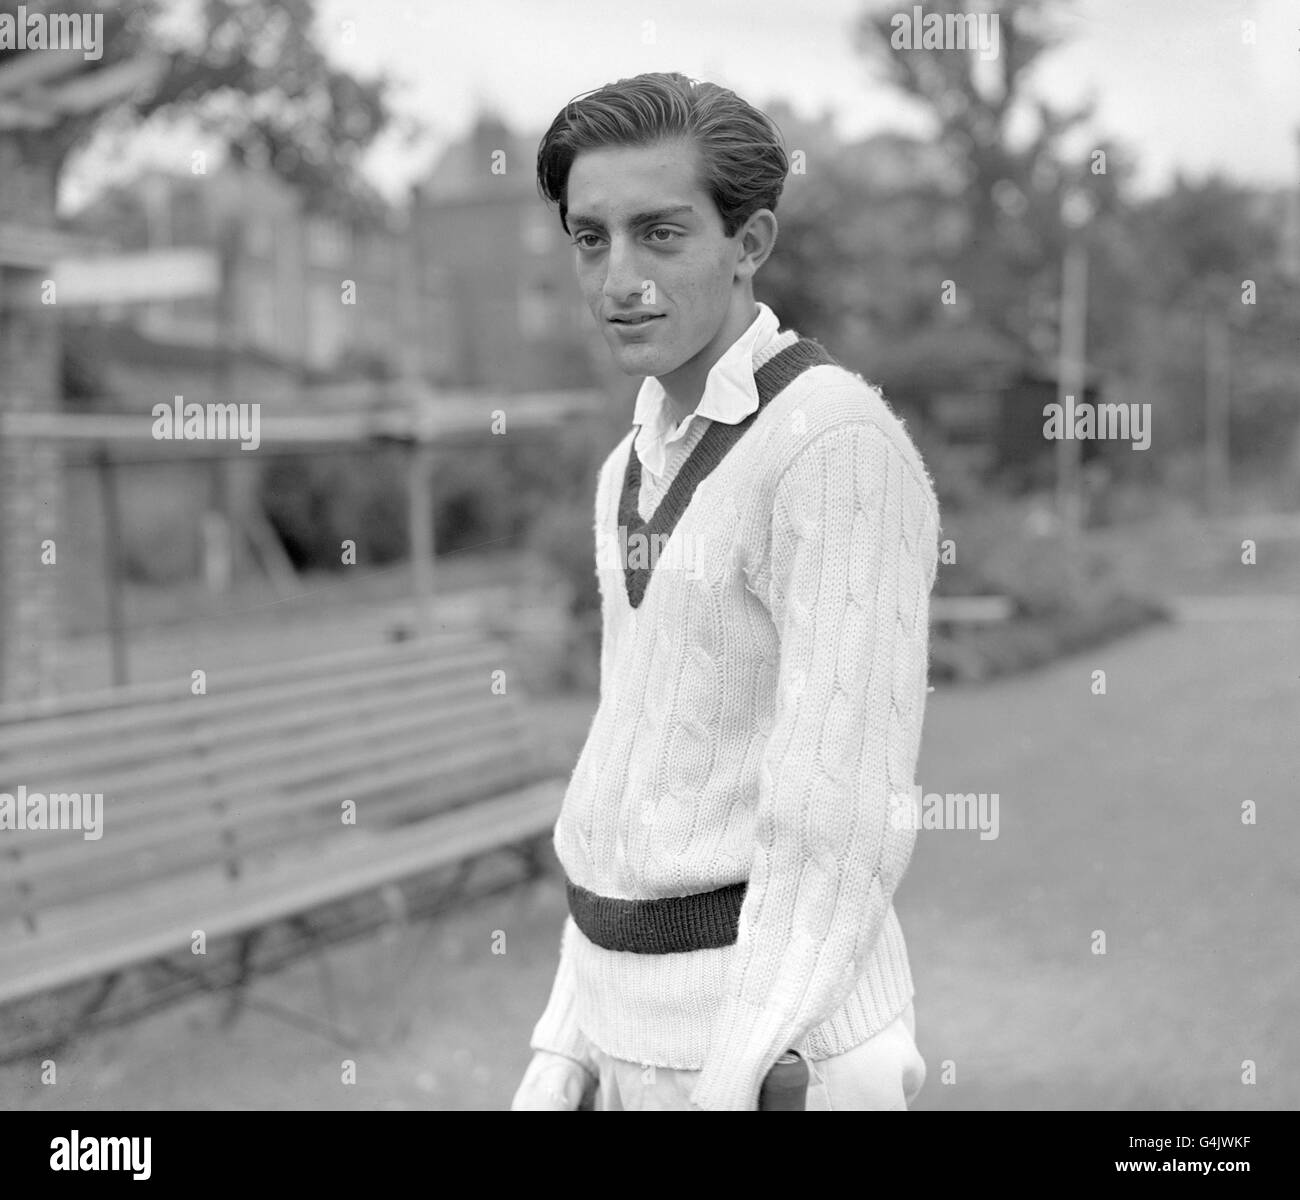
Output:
[802,905,915,1058]
[689,998,795,1111]
[686,910,916,1109]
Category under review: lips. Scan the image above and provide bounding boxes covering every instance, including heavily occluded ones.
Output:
[608,313,664,325]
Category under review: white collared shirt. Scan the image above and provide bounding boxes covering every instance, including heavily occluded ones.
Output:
[631,301,781,491]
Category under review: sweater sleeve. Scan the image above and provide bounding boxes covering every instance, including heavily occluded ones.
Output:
[527,915,596,1069]
[689,419,939,1111]
[528,455,614,1071]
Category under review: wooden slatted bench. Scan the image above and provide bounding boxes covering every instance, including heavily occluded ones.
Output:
[0,630,566,1058]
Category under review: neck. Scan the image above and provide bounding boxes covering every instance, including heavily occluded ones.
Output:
[656,295,759,427]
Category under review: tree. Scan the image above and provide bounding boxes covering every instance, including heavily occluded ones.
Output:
[755,100,964,376]
[1,0,394,216]
[853,0,1130,355]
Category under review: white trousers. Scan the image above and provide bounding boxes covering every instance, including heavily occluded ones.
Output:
[581,1002,926,1111]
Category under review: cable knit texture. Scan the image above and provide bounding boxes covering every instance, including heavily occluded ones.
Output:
[529,328,941,1110]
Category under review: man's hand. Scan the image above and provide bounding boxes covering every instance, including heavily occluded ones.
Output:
[510,1050,597,1110]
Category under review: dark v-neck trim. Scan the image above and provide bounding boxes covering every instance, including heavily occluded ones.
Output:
[618,336,838,608]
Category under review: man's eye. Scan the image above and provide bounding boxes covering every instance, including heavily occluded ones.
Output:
[570,229,677,249]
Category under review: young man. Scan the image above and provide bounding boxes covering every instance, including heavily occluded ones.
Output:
[511,72,940,1111]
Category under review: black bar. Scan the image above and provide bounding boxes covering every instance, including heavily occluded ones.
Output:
[1,1109,1286,1185]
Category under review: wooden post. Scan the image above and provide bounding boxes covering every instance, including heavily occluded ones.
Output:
[407,441,435,633]
[94,446,128,687]
[1056,235,1088,568]
[0,239,62,702]
[205,216,241,594]
[1204,310,1230,517]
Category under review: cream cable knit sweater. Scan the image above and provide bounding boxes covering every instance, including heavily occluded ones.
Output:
[529,330,941,1111]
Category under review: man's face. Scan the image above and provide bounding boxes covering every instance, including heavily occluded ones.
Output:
[564,138,741,379]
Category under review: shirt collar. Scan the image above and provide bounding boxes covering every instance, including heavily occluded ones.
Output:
[632,301,780,476]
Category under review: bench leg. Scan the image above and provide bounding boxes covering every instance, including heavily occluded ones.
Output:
[219,923,364,1049]
[504,833,553,884]
[288,914,345,1034]
[374,886,411,1047]
[76,970,122,1026]
[0,971,124,1065]
[368,862,476,1049]
[386,858,478,999]
[157,928,361,1050]
[219,928,263,1030]
[57,971,123,1057]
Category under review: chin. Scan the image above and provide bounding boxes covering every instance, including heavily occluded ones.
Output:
[608,345,671,376]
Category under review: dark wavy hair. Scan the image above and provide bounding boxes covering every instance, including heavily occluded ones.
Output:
[536,72,789,239]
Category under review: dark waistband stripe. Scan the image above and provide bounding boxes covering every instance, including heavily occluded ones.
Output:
[564,874,748,954]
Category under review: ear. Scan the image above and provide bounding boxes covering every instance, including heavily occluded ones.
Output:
[734,209,778,283]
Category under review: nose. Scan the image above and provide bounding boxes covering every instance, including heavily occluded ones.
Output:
[600,234,644,308]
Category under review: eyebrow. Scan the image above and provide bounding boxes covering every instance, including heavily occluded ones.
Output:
[567,204,696,231]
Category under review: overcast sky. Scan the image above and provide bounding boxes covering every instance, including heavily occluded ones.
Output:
[62,0,1300,209]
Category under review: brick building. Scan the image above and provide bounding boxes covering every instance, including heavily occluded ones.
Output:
[409,111,604,391]
[70,163,433,380]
